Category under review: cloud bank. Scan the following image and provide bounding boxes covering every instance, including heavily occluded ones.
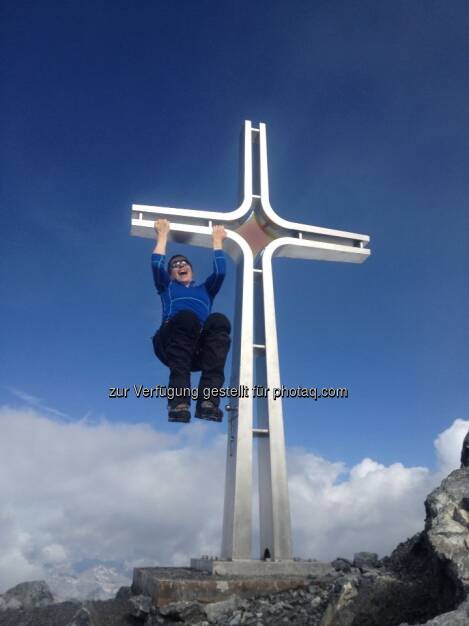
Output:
[0,406,467,595]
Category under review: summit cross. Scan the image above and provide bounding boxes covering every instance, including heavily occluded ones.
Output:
[130,121,370,564]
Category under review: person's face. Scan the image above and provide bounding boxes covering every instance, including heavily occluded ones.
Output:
[170,259,193,285]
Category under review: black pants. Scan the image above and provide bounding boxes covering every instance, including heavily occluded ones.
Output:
[152,311,231,408]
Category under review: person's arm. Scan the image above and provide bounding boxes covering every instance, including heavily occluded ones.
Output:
[205,225,227,298]
[152,219,170,293]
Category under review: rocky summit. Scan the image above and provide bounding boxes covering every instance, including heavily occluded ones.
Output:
[1,459,469,625]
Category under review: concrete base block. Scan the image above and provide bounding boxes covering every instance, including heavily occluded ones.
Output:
[131,564,334,607]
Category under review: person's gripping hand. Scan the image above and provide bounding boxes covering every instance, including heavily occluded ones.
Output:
[212,224,227,249]
[153,219,170,254]
[154,219,170,236]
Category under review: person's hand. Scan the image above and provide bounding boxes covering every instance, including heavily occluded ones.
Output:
[153,219,170,254]
[212,224,226,249]
[154,219,170,236]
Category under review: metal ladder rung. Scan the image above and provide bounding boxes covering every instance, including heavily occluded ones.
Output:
[253,344,266,353]
[253,428,269,437]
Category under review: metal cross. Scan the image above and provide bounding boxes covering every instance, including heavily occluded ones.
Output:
[131,121,370,561]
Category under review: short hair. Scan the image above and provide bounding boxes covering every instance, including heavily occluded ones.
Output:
[167,254,192,273]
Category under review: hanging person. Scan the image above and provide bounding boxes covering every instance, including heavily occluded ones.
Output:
[151,218,231,423]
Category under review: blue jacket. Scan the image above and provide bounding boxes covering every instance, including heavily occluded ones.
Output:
[152,250,226,325]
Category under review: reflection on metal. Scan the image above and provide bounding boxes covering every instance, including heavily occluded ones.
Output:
[130,121,370,561]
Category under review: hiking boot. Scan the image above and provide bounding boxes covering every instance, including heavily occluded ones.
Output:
[195,400,223,422]
[168,403,191,423]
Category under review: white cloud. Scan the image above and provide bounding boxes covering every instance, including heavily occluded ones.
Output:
[41,544,68,564]
[0,511,45,586]
[288,452,432,560]
[434,418,468,475]
[288,419,468,560]
[0,406,225,594]
[0,406,467,597]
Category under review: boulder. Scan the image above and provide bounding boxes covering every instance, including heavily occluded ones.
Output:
[158,600,206,623]
[425,467,469,591]
[318,466,469,626]
[353,552,380,571]
[460,430,469,468]
[128,594,153,618]
[331,559,353,573]
[204,596,240,623]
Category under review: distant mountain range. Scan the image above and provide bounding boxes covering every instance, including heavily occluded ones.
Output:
[44,560,132,601]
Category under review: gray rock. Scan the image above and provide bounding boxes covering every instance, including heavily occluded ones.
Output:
[319,579,358,626]
[204,596,240,623]
[159,600,206,622]
[318,468,469,626]
[353,552,380,570]
[331,559,352,573]
[115,586,133,600]
[425,467,469,590]
[129,594,153,618]
[66,607,92,626]
[0,580,54,611]
[460,430,469,468]
[86,597,143,624]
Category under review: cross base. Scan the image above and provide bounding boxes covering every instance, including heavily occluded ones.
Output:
[132,562,337,608]
[190,557,334,578]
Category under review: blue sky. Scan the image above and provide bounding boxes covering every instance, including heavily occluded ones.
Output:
[1,0,469,592]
